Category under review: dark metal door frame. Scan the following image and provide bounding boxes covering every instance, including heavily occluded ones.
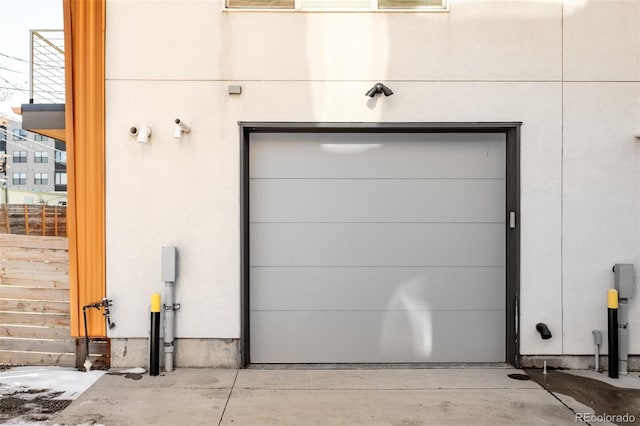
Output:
[240,122,521,368]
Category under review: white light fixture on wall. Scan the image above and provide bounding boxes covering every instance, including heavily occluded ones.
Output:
[129,125,152,143]
[174,118,191,139]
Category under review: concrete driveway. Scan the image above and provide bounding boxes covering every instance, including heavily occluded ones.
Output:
[50,368,640,425]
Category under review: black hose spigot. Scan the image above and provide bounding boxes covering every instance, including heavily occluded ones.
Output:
[82,298,116,371]
[536,323,552,340]
[102,298,116,330]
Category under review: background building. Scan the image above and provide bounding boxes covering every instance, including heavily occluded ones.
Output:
[0,27,66,207]
[1,119,66,205]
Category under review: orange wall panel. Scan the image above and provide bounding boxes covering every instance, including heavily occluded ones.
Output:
[64,0,106,337]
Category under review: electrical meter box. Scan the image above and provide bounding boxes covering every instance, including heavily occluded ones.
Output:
[613,263,634,299]
[162,246,177,282]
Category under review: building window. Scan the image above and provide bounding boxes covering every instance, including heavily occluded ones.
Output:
[225,0,447,10]
[35,172,48,185]
[55,150,67,163]
[35,151,49,163]
[55,172,67,185]
[13,172,27,185]
[227,0,293,8]
[378,0,444,7]
[34,133,46,141]
[13,151,27,163]
[12,129,27,140]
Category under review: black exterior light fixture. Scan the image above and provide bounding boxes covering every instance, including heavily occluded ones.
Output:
[365,83,393,97]
[536,322,552,340]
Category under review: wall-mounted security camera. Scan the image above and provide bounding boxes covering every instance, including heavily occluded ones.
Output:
[173,119,191,139]
[129,125,152,143]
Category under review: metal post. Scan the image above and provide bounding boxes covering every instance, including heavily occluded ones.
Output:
[29,30,34,103]
[83,305,91,372]
[607,289,619,379]
[592,330,602,372]
[150,293,161,376]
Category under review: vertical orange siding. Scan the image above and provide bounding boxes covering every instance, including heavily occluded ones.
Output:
[64,0,106,337]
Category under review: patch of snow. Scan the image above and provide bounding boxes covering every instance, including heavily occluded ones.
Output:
[0,366,105,400]
[5,421,104,426]
[113,367,146,374]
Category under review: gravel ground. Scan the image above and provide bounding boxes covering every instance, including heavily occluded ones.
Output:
[0,387,72,424]
[0,365,104,425]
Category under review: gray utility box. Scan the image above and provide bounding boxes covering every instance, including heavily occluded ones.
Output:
[161,246,177,283]
[613,264,634,299]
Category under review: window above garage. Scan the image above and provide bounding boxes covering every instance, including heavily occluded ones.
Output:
[225,0,448,12]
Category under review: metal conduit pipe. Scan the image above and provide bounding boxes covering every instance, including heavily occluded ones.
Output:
[82,298,115,372]
[618,301,629,375]
[592,330,602,372]
[164,281,176,372]
[613,264,634,376]
[161,247,179,372]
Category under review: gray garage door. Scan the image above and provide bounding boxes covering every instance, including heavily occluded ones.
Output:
[249,132,506,363]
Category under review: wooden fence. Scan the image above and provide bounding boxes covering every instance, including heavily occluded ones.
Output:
[0,204,67,237]
[0,234,74,366]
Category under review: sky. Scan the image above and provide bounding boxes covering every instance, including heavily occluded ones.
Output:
[0,0,63,121]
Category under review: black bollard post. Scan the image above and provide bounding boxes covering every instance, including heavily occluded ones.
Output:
[607,289,618,379]
[150,293,161,376]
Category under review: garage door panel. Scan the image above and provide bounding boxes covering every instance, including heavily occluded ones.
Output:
[250,267,505,311]
[250,310,506,363]
[250,133,505,179]
[250,223,505,267]
[250,179,505,223]
[248,131,507,364]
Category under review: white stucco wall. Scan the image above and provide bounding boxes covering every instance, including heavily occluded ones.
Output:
[104,0,640,357]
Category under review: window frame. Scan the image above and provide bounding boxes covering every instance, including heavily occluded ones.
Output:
[12,129,27,141]
[55,150,67,163]
[13,151,27,163]
[223,0,449,12]
[12,172,27,185]
[55,172,67,185]
[35,151,49,163]
[34,172,49,185]
[34,133,46,141]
